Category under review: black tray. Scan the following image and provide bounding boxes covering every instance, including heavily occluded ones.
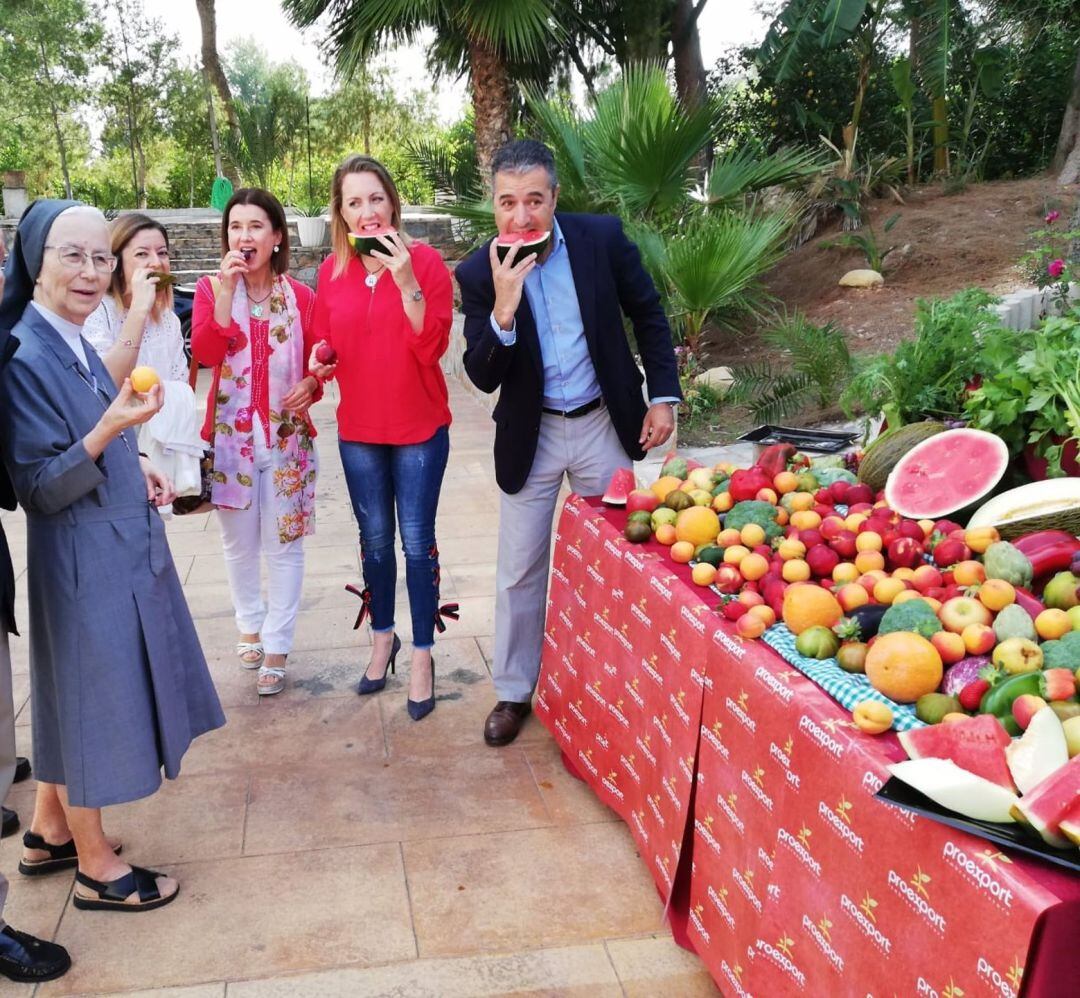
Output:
[875,777,1080,872]
[737,424,858,454]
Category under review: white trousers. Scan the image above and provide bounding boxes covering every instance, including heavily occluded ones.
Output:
[493,406,629,702]
[217,424,306,656]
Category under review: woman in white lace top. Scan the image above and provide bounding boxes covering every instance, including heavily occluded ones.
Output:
[83,214,188,386]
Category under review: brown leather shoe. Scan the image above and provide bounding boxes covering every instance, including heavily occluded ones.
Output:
[484,700,532,746]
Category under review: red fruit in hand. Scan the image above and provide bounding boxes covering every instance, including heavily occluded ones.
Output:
[315,342,337,365]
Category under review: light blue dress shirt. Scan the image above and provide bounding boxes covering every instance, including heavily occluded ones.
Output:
[489,220,678,410]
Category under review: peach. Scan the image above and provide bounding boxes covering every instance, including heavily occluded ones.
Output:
[952,560,986,587]
[892,567,916,582]
[773,471,798,494]
[790,510,822,531]
[963,526,1000,554]
[712,492,733,513]
[747,604,776,628]
[787,492,815,512]
[782,559,811,583]
[755,487,779,506]
[961,622,996,655]
[739,523,767,547]
[854,550,886,574]
[671,541,695,564]
[1035,608,1072,641]
[739,553,769,581]
[978,579,1016,613]
[911,564,944,593]
[736,613,766,639]
[855,531,883,553]
[723,545,751,565]
[891,588,924,605]
[931,630,967,665]
[737,589,765,607]
[833,562,859,585]
[777,538,807,561]
[130,365,160,393]
[655,523,677,546]
[717,528,742,547]
[837,583,870,612]
[873,577,908,605]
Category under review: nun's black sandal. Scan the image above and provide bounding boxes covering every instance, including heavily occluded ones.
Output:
[73,866,178,912]
[19,831,122,877]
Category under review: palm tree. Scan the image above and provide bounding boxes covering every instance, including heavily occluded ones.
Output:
[282,0,562,179]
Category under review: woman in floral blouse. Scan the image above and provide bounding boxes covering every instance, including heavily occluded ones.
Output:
[191,188,321,696]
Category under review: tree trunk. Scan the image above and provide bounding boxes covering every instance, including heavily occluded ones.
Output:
[195,0,241,185]
[468,37,514,187]
[671,0,707,111]
[1054,43,1080,183]
[37,38,72,198]
[206,72,223,177]
[136,139,147,209]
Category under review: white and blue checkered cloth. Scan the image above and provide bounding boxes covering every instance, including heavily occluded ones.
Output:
[761,623,925,732]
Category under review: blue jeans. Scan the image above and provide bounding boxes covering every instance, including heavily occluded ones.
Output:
[339,426,450,649]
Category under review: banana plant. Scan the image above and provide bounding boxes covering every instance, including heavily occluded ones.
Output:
[891,56,918,185]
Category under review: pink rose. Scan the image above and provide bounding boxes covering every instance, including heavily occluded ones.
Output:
[1046,210,1061,224]
[1048,258,1066,279]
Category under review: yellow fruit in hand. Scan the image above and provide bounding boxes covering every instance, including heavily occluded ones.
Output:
[130,366,160,393]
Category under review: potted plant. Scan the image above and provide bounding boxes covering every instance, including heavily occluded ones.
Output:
[292,200,328,247]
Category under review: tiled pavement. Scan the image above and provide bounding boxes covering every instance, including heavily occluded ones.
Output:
[0,374,719,996]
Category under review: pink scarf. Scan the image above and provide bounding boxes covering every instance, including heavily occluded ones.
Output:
[210,275,316,542]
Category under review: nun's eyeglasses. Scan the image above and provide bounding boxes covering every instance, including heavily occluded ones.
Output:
[43,244,117,273]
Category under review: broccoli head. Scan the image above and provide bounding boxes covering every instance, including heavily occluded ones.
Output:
[1042,631,1080,671]
[878,599,943,639]
[724,500,783,541]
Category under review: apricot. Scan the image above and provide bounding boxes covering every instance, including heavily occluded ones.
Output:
[130,366,160,394]
[852,699,894,735]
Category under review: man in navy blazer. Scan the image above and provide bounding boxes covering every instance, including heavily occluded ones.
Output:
[456,139,681,747]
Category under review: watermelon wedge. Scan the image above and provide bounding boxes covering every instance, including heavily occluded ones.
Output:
[495,230,550,264]
[888,758,1018,823]
[897,714,1016,792]
[1060,797,1080,846]
[348,227,396,257]
[1011,752,1080,848]
[883,429,1009,522]
[602,467,636,506]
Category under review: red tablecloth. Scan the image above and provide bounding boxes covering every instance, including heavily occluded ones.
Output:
[537,495,1079,997]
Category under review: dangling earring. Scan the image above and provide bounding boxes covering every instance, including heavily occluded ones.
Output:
[273,245,280,253]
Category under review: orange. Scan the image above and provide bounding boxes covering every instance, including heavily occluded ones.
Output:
[1035,608,1072,641]
[723,545,751,565]
[130,366,160,393]
[739,553,769,581]
[651,475,684,501]
[854,550,885,574]
[978,579,1016,612]
[654,523,677,546]
[675,506,720,547]
[691,563,718,587]
[670,541,695,564]
[781,583,842,635]
[852,700,893,735]
[782,558,811,582]
[773,471,798,494]
[864,632,943,703]
[790,510,822,531]
[739,523,766,547]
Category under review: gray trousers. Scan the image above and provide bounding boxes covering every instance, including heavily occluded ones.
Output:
[493,406,630,702]
[0,631,14,928]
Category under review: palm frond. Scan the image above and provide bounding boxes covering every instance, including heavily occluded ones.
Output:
[695,144,829,208]
[458,0,563,61]
[762,310,853,406]
[724,362,816,423]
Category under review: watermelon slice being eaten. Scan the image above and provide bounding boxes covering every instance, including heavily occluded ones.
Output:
[883,428,1009,522]
[1011,752,1080,848]
[495,230,550,264]
[348,227,396,257]
[898,713,1016,792]
[602,467,637,506]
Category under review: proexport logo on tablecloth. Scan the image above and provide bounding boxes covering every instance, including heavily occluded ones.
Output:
[770,736,801,792]
[669,688,692,727]
[630,808,649,845]
[754,664,794,704]
[732,866,763,913]
[648,574,673,604]
[778,825,821,878]
[576,747,598,778]
[659,627,681,662]
[550,565,570,588]
[888,866,946,934]
[726,690,756,733]
[712,626,746,659]
[818,795,865,854]
[624,676,645,710]
[802,913,844,974]
[568,698,588,728]
[701,719,730,761]
[976,955,1022,998]
[634,732,656,768]
[708,883,737,931]
[583,516,601,538]
[755,934,806,990]
[646,792,666,828]
[640,653,664,687]
[680,603,707,634]
[602,537,623,562]
[619,751,641,784]
[840,891,891,954]
[741,767,774,812]
[601,769,625,802]
[652,711,673,748]
[942,841,1015,909]
[694,813,723,857]
[584,677,606,709]
[575,629,596,658]
[860,769,918,828]
[654,850,673,890]
[572,584,587,609]
[585,558,605,587]
[608,696,630,730]
[798,714,846,759]
[718,791,744,834]
[688,903,711,945]
[720,960,749,998]
[689,665,713,692]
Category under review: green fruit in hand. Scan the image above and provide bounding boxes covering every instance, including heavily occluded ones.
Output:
[795,625,840,660]
[916,692,963,725]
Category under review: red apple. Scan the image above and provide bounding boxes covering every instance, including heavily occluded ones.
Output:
[829,480,852,505]
[933,538,971,568]
[314,342,337,365]
[939,596,993,634]
[626,489,659,515]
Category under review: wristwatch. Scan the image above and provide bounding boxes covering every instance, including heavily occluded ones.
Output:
[405,287,424,302]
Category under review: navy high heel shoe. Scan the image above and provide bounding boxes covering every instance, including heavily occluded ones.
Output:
[407,655,436,721]
[357,634,401,695]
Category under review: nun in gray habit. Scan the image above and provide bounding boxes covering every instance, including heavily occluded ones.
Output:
[0,200,225,913]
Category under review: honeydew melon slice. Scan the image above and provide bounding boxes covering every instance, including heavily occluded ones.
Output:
[887,757,1018,823]
[1005,706,1069,795]
[966,478,1080,541]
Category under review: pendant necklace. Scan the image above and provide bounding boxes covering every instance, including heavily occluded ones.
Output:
[247,284,273,318]
[363,264,383,290]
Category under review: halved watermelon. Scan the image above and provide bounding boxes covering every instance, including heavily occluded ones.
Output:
[348,227,396,257]
[897,713,1016,792]
[495,230,550,264]
[602,467,636,506]
[1011,752,1080,847]
[883,428,1009,522]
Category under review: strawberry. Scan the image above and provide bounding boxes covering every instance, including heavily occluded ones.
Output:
[1040,668,1077,702]
[958,678,991,712]
[720,598,748,621]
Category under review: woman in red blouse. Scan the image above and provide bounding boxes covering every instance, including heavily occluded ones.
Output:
[309,155,452,721]
[192,188,321,696]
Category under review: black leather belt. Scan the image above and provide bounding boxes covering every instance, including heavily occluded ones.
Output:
[541,397,604,419]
